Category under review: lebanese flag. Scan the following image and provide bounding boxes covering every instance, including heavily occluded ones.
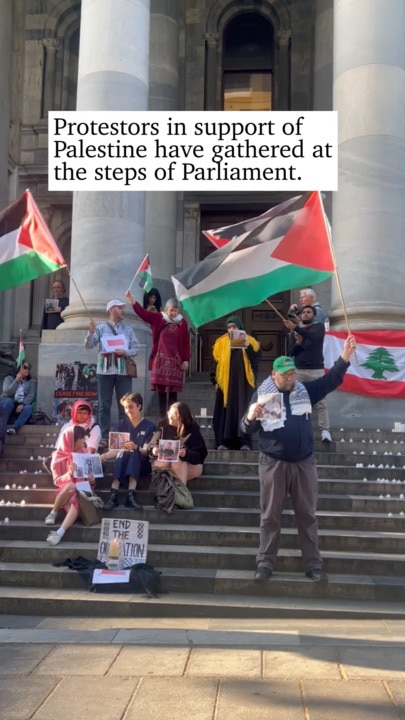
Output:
[324,331,405,398]
[0,190,66,290]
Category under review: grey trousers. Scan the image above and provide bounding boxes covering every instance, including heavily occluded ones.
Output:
[257,453,323,573]
[295,368,330,431]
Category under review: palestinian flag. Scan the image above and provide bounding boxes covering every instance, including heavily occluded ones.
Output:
[136,254,153,293]
[17,332,25,368]
[0,190,66,291]
[324,331,405,398]
[172,192,335,327]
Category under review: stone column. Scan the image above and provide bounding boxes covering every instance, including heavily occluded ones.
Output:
[332,0,405,330]
[204,33,220,110]
[329,0,405,426]
[312,0,333,315]
[276,31,291,111]
[0,0,14,357]
[41,39,59,117]
[144,0,180,303]
[39,0,152,417]
[62,0,151,328]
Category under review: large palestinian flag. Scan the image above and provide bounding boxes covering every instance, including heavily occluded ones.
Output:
[172,192,335,327]
[324,331,405,398]
[0,190,66,290]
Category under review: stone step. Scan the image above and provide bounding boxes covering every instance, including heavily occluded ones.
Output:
[1,503,404,532]
[2,520,405,554]
[2,471,405,498]
[2,486,405,513]
[0,538,404,576]
[0,561,405,603]
[1,584,405,619]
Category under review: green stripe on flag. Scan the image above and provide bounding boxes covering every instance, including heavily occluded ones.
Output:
[179,265,332,327]
[0,252,63,292]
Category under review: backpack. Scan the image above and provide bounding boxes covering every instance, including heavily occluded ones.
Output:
[173,477,194,509]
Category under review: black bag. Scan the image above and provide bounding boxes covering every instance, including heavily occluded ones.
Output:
[90,562,162,597]
[125,356,138,378]
[29,411,53,425]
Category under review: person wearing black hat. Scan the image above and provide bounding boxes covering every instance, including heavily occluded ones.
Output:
[211,315,260,451]
[285,304,332,442]
[241,334,356,584]
[85,300,140,446]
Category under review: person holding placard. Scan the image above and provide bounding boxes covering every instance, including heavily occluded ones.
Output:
[45,424,114,544]
[152,401,207,486]
[85,299,140,446]
[41,279,69,333]
[104,392,156,511]
[211,315,260,451]
[125,290,190,418]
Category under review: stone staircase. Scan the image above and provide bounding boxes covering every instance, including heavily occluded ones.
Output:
[0,378,405,617]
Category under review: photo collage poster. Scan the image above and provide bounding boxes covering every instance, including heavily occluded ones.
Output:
[54,360,98,426]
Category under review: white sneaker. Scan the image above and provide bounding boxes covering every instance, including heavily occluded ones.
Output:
[46,531,61,546]
[44,510,57,525]
[321,430,332,442]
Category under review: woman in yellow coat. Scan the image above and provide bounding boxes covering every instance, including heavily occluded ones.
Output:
[211,315,260,451]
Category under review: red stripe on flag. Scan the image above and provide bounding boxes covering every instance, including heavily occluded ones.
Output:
[328,372,405,399]
[327,330,405,349]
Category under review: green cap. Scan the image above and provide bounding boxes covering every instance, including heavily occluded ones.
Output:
[272,356,296,373]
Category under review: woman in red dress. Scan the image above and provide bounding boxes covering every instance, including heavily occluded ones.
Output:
[125,290,190,417]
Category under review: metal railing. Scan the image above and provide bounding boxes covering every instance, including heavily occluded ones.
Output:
[188,327,202,376]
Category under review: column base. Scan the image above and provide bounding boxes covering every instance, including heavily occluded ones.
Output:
[326,389,405,430]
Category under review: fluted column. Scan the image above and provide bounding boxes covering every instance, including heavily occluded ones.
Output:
[41,39,59,117]
[0,0,13,348]
[144,0,180,303]
[63,0,151,329]
[331,0,405,330]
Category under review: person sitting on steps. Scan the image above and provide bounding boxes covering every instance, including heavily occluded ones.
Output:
[103,392,156,511]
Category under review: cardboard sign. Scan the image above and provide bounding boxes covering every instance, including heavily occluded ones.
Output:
[97,517,149,568]
[101,334,128,352]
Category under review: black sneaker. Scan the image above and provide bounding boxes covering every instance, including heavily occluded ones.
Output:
[254,566,272,583]
[125,491,143,511]
[305,568,329,583]
[104,489,119,511]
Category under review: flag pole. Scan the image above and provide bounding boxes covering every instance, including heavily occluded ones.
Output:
[66,269,92,318]
[265,299,288,322]
[317,191,358,362]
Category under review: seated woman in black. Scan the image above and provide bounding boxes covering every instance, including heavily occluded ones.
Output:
[152,401,207,486]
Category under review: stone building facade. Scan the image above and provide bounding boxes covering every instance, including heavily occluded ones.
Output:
[0,0,404,425]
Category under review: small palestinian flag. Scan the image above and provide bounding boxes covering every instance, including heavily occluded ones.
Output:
[136,254,153,293]
[0,190,66,291]
[17,332,25,368]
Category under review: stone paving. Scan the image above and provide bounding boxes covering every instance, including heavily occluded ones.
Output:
[0,616,405,719]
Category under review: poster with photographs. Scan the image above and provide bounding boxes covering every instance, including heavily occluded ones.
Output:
[258,393,285,431]
[109,431,130,450]
[72,453,104,478]
[158,439,180,462]
[53,361,98,425]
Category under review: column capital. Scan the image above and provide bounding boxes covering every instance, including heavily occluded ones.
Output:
[205,32,220,49]
[277,30,291,47]
[39,204,54,223]
[184,204,200,220]
[42,38,60,54]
